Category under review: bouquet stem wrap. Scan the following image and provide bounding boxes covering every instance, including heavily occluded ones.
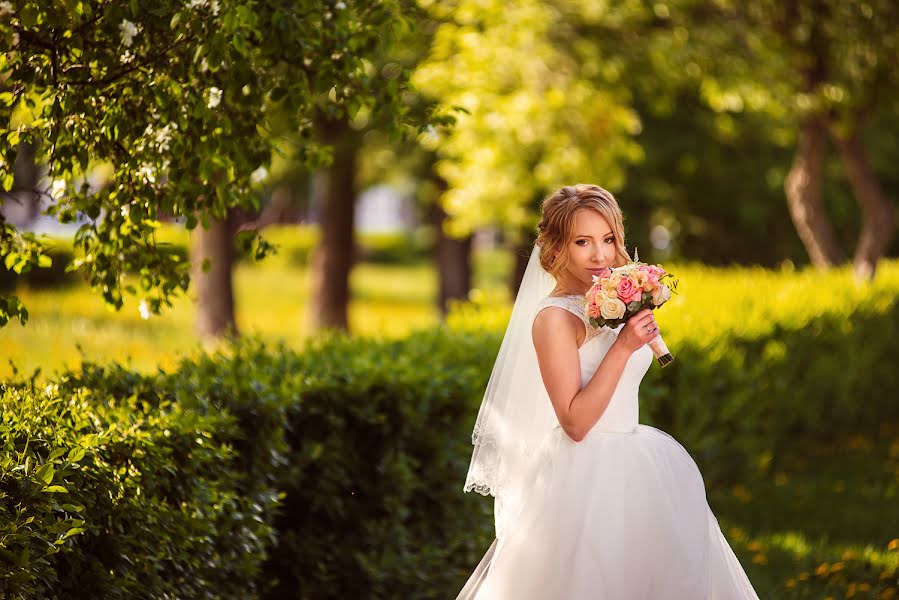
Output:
[647,334,674,367]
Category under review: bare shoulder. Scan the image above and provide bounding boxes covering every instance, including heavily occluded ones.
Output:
[532,305,580,352]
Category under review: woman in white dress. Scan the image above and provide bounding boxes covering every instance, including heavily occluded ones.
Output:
[456,184,760,599]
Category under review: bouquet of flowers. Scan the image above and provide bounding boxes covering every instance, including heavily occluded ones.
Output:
[584,251,679,367]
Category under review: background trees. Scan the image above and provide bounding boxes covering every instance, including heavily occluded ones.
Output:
[415,0,897,280]
[0,0,425,333]
[2,0,896,334]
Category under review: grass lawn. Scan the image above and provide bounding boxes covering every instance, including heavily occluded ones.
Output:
[0,234,513,379]
[708,421,899,599]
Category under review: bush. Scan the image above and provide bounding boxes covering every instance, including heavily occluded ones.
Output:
[159,332,498,598]
[0,331,499,599]
[272,224,432,266]
[0,374,277,599]
[0,242,79,291]
[3,259,898,597]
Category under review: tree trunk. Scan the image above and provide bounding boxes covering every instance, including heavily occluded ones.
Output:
[831,126,895,281]
[783,118,844,267]
[430,200,472,316]
[309,118,357,332]
[192,211,237,340]
[5,141,41,226]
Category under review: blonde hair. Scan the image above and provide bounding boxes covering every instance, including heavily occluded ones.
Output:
[535,184,630,283]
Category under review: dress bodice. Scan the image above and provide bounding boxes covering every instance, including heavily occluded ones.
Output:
[535,294,654,433]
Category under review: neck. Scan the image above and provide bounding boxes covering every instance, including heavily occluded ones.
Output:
[552,279,589,297]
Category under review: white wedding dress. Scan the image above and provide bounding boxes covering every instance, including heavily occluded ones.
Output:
[457,294,760,600]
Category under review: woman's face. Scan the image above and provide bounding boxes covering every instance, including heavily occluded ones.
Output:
[556,209,619,294]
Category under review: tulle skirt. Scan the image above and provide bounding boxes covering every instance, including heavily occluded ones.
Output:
[457,424,760,599]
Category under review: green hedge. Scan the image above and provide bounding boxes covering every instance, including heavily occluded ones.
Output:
[3,260,898,597]
[0,378,275,599]
[1,332,497,599]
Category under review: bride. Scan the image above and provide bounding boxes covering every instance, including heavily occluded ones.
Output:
[456,184,760,599]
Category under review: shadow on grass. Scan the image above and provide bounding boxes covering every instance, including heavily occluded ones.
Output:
[709,421,899,598]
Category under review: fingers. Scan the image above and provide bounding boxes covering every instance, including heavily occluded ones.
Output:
[632,309,656,328]
[620,310,660,350]
[634,311,659,341]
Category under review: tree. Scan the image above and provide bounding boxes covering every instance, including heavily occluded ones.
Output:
[308,114,360,331]
[413,0,643,248]
[637,0,899,278]
[0,0,424,328]
[415,0,898,277]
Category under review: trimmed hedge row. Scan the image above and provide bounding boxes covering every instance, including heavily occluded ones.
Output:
[1,331,497,599]
[2,277,898,597]
[0,380,274,599]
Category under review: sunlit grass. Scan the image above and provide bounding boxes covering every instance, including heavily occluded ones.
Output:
[0,227,512,378]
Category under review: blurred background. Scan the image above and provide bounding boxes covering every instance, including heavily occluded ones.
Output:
[1,0,897,598]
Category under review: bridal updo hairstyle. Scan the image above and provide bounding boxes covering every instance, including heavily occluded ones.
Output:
[535,184,631,283]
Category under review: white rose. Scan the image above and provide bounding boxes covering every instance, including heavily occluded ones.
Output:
[650,284,671,306]
[600,297,626,320]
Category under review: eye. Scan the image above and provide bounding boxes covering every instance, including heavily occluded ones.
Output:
[604,237,614,244]
[575,239,589,246]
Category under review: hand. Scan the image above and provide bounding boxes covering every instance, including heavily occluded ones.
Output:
[614,309,660,355]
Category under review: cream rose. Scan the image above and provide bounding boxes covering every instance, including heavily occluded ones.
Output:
[650,284,671,306]
[600,297,626,319]
[601,278,618,298]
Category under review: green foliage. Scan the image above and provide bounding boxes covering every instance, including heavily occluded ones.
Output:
[414,0,899,266]
[0,224,434,296]
[0,0,425,326]
[0,241,77,292]
[3,260,898,597]
[0,330,499,598]
[0,376,275,599]
[413,0,642,239]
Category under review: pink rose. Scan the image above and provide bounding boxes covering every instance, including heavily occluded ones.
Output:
[588,302,601,318]
[616,277,643,305]
[645,273,660,290]
[597,267,612,280]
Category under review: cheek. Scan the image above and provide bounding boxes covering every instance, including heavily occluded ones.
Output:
[605,243,618,261]
[574,245,591,261]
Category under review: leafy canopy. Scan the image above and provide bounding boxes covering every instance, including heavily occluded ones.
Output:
[0,0,423,326]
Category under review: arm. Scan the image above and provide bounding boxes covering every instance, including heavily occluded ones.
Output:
[532,307,657,442]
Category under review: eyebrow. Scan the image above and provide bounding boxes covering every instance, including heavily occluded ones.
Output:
[575,231,613,238]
